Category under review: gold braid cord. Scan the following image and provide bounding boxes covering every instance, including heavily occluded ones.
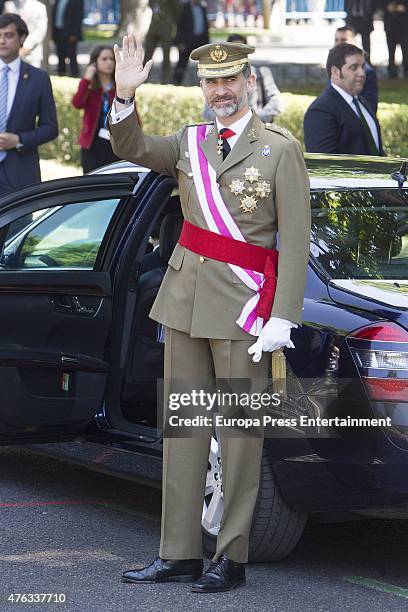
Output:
[272,349,287,399]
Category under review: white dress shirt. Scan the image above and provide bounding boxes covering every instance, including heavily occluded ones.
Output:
[330,81,380,150]
[0,57,21,118]
[215,109,252,150]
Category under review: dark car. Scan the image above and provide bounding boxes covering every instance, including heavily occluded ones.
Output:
[0,155,407,563]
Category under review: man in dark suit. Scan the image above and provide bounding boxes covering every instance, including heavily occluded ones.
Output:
[172,0,209,85]
[334,25,378,113]
[304,43,384,156]
[344,0,375,61]
[51,0,83,77]
[0,13,58,197]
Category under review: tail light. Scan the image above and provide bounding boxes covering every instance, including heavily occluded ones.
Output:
[347,322,408,402]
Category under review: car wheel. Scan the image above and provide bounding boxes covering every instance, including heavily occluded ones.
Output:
[202,436,307,562]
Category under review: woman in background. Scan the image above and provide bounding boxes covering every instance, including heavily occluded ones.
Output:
[72,45,120,173]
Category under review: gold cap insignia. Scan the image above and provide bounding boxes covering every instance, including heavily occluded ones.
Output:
[190,41,255,78]
[210,44,228,63]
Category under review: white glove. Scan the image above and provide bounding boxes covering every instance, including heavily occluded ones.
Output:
[248,317,297,363]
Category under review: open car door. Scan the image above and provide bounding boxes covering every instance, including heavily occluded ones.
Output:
[0,174,138,444]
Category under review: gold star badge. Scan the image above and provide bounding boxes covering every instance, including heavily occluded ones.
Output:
[240,195,258,213]
[244,167,260,183]
[230,178,246,195]
[255,180,271,198]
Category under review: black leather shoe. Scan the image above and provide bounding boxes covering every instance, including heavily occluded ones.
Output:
[191,555,246,593]
[121,557,203,584]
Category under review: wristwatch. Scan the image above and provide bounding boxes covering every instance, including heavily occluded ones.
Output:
[15,137,23,151]
[115,94,135,105]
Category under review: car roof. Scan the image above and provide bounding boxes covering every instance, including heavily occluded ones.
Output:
[94,154,408,190]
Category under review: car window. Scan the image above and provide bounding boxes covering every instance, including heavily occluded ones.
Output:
[0,198,120,270]
[310,188,408,280]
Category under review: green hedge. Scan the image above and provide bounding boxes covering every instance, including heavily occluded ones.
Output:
[40,77,408,167]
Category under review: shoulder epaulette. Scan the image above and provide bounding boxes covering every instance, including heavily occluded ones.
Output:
[264,123,294,140]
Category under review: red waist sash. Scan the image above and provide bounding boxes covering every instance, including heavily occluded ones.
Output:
[178,220,279,319]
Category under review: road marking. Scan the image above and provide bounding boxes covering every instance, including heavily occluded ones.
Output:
[344,576,408,599]
[0,499,107,508]
[97,502,160,523]
[0,549,123,566]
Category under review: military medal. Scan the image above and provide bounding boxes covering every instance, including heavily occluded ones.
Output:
[244,166,261,183]
[240,195,258,213]
[255,180,271,198]
[217,134,223,155]
[230,178,246,195]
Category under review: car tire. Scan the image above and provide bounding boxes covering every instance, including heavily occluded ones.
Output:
[202,442,307,563]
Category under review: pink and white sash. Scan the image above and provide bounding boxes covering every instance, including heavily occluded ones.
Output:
[187,124,266,336]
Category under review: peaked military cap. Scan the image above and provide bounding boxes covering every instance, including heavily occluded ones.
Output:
[190,41,255,78]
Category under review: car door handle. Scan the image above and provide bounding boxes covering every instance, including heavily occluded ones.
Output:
[72,296,97,315]
[50,295,73,313]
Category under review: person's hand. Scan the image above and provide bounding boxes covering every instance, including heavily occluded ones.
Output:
[113,34,153,98]
[248,318,295,363]
[84,63,97,80]
[0,133,20,150]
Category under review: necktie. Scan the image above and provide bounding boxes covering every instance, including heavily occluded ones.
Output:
[0,65,10,163]
[218,128,236,160]
[352,97,379,156]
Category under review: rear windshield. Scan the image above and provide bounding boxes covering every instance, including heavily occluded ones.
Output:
[311,188,408,280]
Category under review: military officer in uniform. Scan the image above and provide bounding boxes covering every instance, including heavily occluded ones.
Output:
[109,36,311,593]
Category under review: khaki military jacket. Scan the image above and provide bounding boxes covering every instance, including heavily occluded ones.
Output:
[109,110,311,340]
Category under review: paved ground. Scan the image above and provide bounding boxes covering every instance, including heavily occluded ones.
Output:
[1,447,408,612]
[43,19,407,89]
[48,21,401,77]
[40,160,81,182]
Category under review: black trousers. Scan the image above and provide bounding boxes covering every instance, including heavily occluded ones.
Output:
[386,27,408,76]
[173,34,209,85]
[53,28,79,77]
[81,137,120,174]
[346,17,372,59]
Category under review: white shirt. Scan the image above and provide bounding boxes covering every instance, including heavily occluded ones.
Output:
[330,82,380,151]
[215,109,252,150]
[0,57,21,118]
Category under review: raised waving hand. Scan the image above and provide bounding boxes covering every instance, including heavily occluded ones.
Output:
[113,34,153,98]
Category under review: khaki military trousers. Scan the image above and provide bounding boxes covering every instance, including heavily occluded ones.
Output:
[159,327,269,564]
